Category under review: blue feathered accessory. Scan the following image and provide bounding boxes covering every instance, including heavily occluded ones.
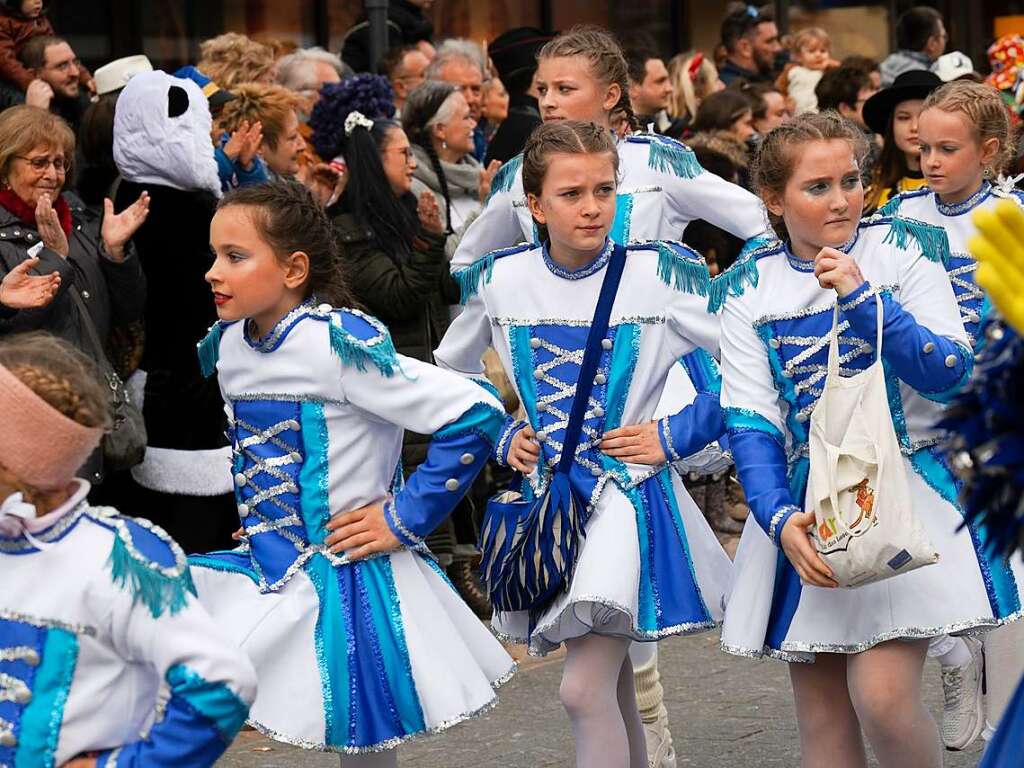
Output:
[309,74,396,161]
[479,472,588,613]
[940,316,1024,558]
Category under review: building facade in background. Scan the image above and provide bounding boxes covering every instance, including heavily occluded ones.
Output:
[48,1,1024,78]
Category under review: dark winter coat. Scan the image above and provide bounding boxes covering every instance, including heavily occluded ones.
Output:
[484,93,541,166]
[0,192,145,356]
[332,210,456,466]
[113,180,226,452]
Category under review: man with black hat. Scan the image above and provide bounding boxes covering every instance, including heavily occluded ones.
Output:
[861,69,942,209]
[484,26,552,166]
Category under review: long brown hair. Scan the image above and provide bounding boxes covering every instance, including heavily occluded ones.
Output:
[538,26,638,133]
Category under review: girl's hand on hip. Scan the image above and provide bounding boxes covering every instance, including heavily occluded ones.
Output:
[325,501,400,560]
[600,422,666,465]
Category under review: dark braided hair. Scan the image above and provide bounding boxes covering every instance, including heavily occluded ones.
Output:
[402,80,458,235]
[218,180,359,309]
[538,26,639,133]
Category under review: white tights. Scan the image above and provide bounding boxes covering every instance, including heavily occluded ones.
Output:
[789,639,941,768]
[340,751,398,767]
[560,633,647,768]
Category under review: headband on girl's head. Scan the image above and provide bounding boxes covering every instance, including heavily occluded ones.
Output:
[344,110,375,136]
[688,53,705,81]
[0,364,103,490]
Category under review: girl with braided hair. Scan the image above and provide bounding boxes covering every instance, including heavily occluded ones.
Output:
[448,23,768,767]
[0,332,256,768]
[878,78,1024,754]
[402,80,503,241]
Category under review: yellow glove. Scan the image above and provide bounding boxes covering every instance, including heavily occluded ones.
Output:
[969,199,1024,333]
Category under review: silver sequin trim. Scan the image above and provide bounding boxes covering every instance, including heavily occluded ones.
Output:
[723,609,1024,664]
[935,182,991,216]
[0,646,39,664]
[384,498,424,546]
[245,663,515,753]
[494,419,526,466]
[838,285,877,311]
[491,315,665,328]
[768,505,799,544]
[497,595,718,657]
[229,392,346,406]
[659,416,681,462]
[755,284,898,327]
[0,609,95,637]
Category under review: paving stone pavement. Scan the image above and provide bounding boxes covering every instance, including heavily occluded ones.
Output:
[218,630,987,767]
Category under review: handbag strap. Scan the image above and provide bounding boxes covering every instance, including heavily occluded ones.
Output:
[68,285,115,378]
[556,241,628,474]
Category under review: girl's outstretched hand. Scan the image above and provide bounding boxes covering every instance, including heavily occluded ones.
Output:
[970,199,1024,332]
[600,422,666,465]
[780,511,838,588]
[325,500,400,560]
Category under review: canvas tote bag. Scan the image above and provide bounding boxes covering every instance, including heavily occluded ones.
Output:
[806,294,938,587]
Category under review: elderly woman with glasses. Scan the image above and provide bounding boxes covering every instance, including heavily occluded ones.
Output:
[0,105,149,482]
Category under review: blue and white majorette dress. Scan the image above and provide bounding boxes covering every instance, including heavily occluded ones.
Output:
[435,238,734,655]
[187,300,515,753]
[715,215,1024,662]
[879,177,1024,351]
[0,481,256,767]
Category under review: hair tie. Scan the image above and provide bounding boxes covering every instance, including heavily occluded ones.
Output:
[344,110,375,136]
[688,52,705,81]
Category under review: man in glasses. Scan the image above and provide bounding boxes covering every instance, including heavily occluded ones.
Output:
[379,44,430,117]
[18,34,91,133]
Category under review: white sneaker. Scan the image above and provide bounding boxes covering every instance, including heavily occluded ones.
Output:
[642,707,677,768]
[940,636,986,751]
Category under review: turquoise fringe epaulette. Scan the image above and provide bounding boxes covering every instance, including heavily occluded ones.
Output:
[872,214,950,264]
[97,512,196,619]
[630,240,709,296]
[876,187,930,217]
[452,243,532,304]
[627,134,703,179]
[327,308,401,378]
[197,321,231,378]
[707,235,781,312]
[487,153,522,200]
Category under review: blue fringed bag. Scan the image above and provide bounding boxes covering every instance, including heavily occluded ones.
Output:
[479,242,628,613]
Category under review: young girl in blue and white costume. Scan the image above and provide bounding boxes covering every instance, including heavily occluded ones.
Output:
[0,333,256,768]
[717,111,1024,767]
[435,121,733,768]
[451,26,764,765]
[878,79,1024,752]
[187,181,514,765]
